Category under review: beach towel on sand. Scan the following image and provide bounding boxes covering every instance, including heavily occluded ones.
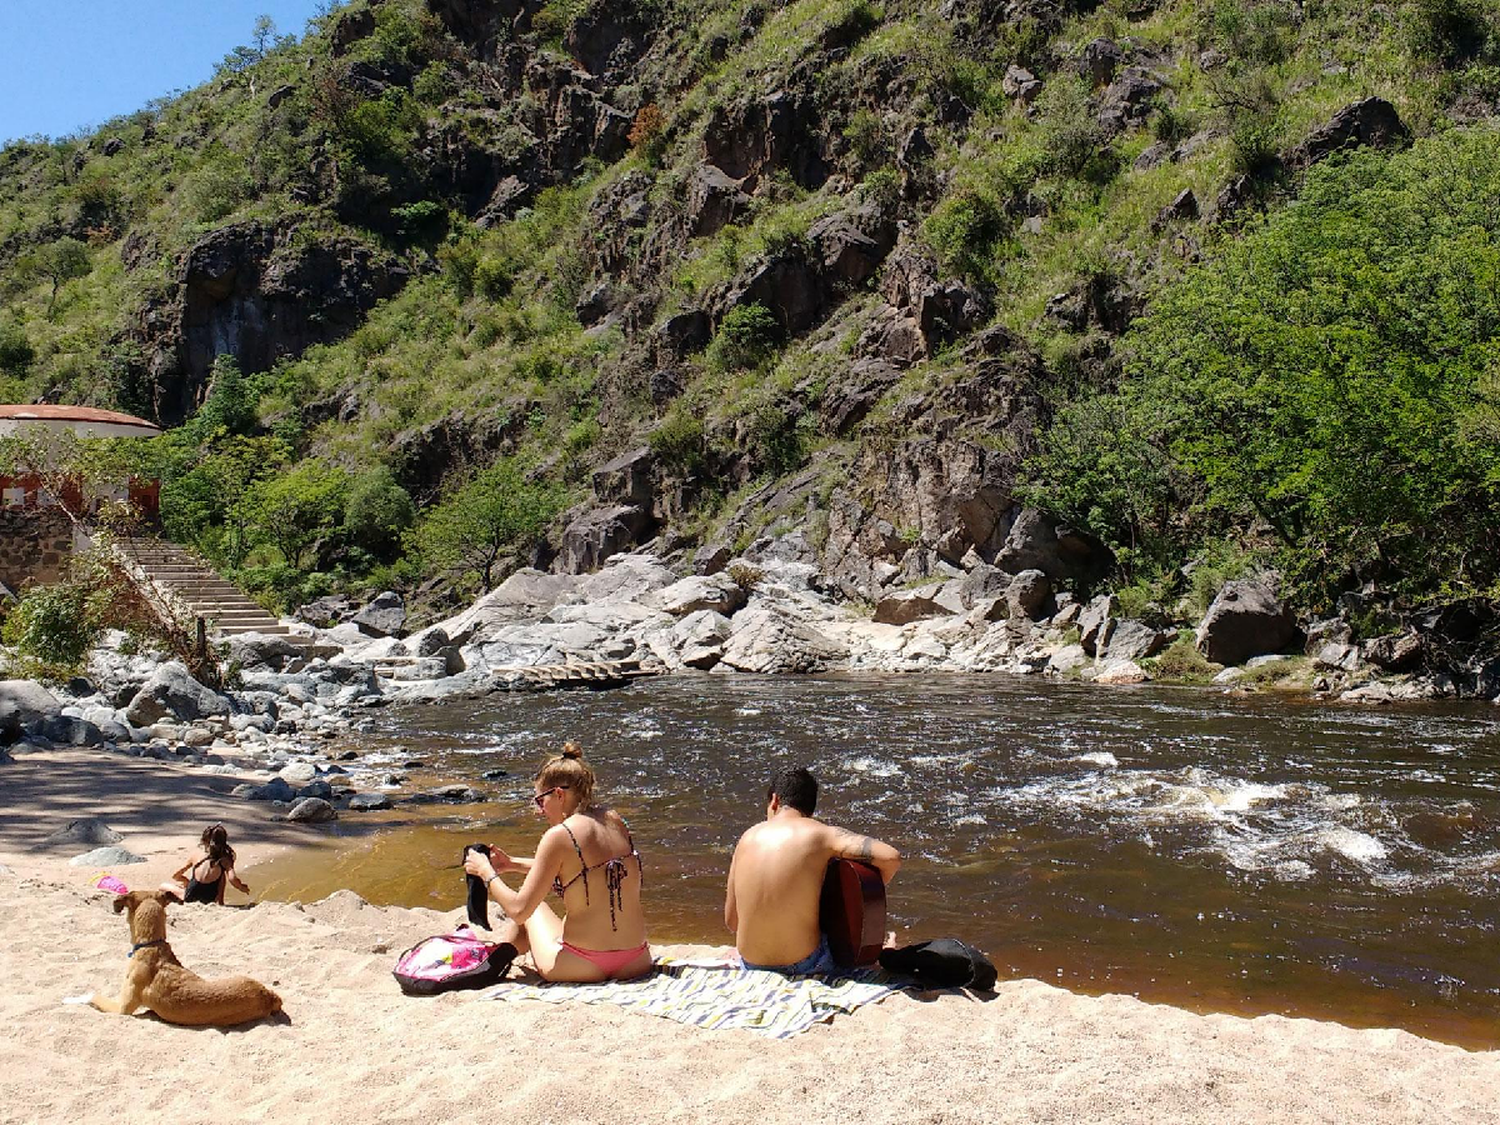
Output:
[483,956,899,1039]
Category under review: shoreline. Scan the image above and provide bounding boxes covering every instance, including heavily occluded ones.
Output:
[6,741,1500,1052]
[2,742,1499,1124]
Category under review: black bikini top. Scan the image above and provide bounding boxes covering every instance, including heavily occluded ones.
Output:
[551,816,643,931]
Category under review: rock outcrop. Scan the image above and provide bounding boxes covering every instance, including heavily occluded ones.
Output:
[1195,582,1302,666]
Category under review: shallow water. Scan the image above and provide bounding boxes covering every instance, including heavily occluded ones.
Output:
[251,675,1500,1047]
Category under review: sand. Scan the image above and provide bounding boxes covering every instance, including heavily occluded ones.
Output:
[1,745,1497,1125]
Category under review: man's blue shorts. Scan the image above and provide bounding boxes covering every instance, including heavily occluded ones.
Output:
[742,934,838,975]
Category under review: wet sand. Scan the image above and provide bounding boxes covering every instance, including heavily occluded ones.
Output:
[1,745,1498,1124]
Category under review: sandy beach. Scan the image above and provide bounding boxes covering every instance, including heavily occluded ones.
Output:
[2,745,1498,1125]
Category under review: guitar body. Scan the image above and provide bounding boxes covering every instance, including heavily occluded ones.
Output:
[819,859,886,967]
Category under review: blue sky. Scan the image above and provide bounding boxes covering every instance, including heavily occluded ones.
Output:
[0,1,333,145]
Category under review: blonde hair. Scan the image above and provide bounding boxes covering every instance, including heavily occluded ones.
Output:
[535,741,595,808]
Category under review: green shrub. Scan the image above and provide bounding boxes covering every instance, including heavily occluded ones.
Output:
[180,144,252,223]
[341,88,420,166]
[1,581,104,677]
[0,323,34,378]
[392,200,448,238]
[649,407,707,474]
[1142,635,1219,684]
[1034,75,1112,181]
[1405,0,1494,65]
[858,168,901,210]
[743,400,809,475]
[243,460,350,568]
[344,466,416,560]
[924,188,1008,284]
[843,108,888,167]
[707,303,781,372]
[1209,0,1297,66]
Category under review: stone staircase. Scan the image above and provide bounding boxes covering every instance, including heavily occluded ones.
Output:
[114,538,294,638]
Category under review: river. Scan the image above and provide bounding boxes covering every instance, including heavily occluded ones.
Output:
[251,675,1500,1047]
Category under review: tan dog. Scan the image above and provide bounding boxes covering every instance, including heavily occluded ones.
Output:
[89,890,283,1026]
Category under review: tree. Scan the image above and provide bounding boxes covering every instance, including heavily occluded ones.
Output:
[243,461,349,569]
[413,459,566,590]
[251,14,277,58]
[27,237,90,315]
[344,466,416,560]
[194,354,258,437]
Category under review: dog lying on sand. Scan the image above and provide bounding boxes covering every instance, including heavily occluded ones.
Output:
[89,890,283,1026]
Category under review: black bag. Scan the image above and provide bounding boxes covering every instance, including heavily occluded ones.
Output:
[878,938,997,991]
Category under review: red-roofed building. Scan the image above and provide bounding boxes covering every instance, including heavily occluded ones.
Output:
[0,405,162,593]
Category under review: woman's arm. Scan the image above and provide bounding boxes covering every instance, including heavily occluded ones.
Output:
[464,829,565,924]
[226,865,250,894]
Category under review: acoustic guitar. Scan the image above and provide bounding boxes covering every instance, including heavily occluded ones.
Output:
[819,858,886,967]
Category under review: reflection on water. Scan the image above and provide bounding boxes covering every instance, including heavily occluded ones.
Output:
[251,675,1500,1046]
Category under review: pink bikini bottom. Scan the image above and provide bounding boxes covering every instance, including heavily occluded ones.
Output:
[557,939,651,978]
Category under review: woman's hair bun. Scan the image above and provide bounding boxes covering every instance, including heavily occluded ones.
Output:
[561,741,584,760]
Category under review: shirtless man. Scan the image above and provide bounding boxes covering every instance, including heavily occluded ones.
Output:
[725,766,901,973]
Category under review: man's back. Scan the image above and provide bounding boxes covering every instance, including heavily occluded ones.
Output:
[727,816,834,967]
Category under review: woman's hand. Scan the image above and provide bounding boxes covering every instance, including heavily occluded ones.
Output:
[489,846,516,873]
[463,850,497,882]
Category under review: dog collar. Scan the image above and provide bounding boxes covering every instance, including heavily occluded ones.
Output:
[129,939,167,958]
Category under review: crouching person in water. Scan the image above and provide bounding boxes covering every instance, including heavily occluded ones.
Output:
[162,823,250,905]
[726,766,901,973]
[464,743,652,981]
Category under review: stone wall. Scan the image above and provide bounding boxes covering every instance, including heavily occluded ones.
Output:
[0,507,76,593]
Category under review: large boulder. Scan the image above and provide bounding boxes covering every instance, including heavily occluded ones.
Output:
[0,680,62,743]
[44,818,122,848]
[646,574,747,618]
[68,846,146,867]
[1078,594,1118,657]
[1195,581,1302,665]
[1101,620,1175,662]
[558,505,656,573]
[718,605,843,674]
[1006,570,1052,621]
[228,632,307,670]
[352,591,407,638]
[872,588,951,626]
[286,797,338,823]
[592,447,655,508]
[995,509,1112,587]
[123,663,232,726]
[33,715,105,747]
[687,164,751,236]
[1287,97,1408,170]
[1097,67,1163,135]
[671,610,733,670]
[1364,631,1423,672]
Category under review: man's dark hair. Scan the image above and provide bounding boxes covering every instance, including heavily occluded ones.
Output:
[768,766,817,815]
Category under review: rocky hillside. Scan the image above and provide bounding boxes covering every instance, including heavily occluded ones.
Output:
[2,0,1499,674]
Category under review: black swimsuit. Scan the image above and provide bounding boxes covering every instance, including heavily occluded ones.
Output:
[183,859,224,905]
[551,818,643,931]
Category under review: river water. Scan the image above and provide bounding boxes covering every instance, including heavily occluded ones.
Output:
[252,675,1500,1046]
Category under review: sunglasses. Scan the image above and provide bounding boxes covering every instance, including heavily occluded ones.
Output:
[532,786,568,809]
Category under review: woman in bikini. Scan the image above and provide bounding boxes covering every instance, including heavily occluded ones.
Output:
[161,824,250,905]
[463,742,651,982]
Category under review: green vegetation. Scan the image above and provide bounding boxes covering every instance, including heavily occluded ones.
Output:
[412,458,568,591]
[1,0,1497,626]
[1025,129,1500,610]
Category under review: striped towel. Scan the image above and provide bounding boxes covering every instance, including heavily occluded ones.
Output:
[482,956,900,1038]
